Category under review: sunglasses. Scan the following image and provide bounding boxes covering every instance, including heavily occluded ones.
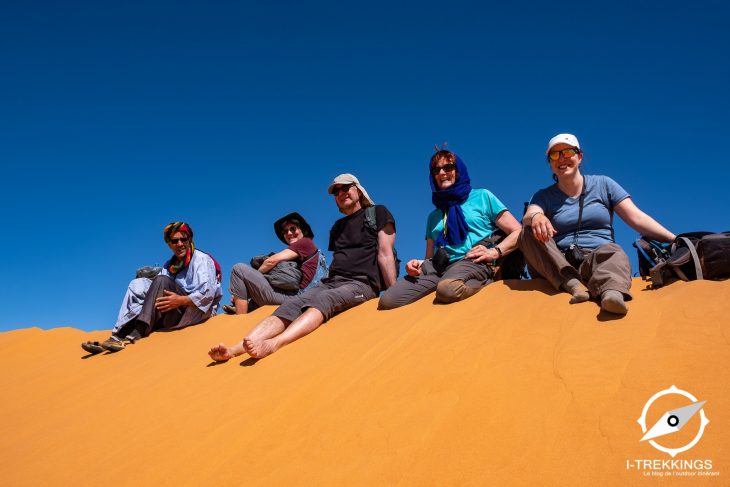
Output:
[331,183,355,196]
[548,148,581,161]
[430,163,456,175]
[170,237,190,244]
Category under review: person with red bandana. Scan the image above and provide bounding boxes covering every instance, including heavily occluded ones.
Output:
[81,222,222,354]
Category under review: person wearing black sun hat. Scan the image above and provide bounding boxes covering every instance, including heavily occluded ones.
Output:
[223,212,321,315]
[209,173,397,361]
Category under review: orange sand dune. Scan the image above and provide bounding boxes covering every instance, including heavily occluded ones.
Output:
[1,278,729,486]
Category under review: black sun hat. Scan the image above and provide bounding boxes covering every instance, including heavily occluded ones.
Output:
[273,212,314,244]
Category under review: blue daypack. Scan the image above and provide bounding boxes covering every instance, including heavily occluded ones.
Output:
[301,249,329,293]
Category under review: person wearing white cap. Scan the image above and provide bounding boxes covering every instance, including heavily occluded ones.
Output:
[208,173,397,360]
[520,133,675,315]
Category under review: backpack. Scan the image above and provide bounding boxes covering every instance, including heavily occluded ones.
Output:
[136,266,162,279]
[634,232,730,288]
[301,250,329,292]
[264,261,302,291]
[633,237,672,278]
[253,250,329,293]
[477,230,528,280]
[363,206,401,286]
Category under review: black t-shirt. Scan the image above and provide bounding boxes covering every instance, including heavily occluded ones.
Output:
[328,205,395,293]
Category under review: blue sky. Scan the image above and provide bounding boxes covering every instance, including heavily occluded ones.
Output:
[1,1,728,332]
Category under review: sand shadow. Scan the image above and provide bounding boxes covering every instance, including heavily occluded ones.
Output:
[502,278,560,296]
[81,351,114,359]
[596,310,626,322]
[206,360,228,367]
[239,357,259,367]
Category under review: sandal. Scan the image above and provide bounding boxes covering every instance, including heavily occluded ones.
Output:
[81,341,105,354]
[100,336,134,353]
[222,304,237,315]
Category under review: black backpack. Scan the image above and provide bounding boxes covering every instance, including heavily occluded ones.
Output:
[476,230,528,280]
[363,206,401,286]
[634,232,730,288]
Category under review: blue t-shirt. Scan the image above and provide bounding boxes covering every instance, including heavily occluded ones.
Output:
[426,188,508,262]
[529,174,630,250]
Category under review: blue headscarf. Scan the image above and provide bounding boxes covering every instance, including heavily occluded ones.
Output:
[430,153,472,247]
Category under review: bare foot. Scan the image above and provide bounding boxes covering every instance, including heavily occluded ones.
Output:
[208,343,236,362]
[244,337,279,359]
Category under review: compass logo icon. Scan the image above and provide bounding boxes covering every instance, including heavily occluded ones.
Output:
[637,385,710,457]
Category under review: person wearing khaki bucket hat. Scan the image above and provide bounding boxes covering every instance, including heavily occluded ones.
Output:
[208,173,398,361]
[326,173,375,207]
[222,212,323,315]
[519,133,676,315]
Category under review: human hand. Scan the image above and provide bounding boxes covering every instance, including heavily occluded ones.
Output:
[466,244,499,263]
[155,290,183,312]
[531,213,557,243]
[406,259,423,276]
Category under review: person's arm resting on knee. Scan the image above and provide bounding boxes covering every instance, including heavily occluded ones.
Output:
[522,203,557,243]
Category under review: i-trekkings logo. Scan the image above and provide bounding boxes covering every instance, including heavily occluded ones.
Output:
[637,385,709,457]
[625,385,720,478]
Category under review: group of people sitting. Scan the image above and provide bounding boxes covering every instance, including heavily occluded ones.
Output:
[81,133,676,360]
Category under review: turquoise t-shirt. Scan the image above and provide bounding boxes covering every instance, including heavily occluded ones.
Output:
[426,189,508,262]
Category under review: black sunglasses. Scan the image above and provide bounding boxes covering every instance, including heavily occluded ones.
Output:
[170,237,190,244]
[331,183,355,196]
[430,163,456,175]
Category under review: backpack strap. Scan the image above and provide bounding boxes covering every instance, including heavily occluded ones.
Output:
[675,236,704,280]
[363,205,378,233]
[302,249,320,265]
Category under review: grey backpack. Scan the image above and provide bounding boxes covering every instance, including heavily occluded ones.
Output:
[264,261,303,291]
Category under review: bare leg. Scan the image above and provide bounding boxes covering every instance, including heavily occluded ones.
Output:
[245,315,288,343]
[244,308,324,359]
[208,315,288,361]
[208,341,246,362]
[233,295,249,314]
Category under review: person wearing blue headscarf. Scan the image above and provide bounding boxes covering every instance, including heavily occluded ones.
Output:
[378,149,521,309]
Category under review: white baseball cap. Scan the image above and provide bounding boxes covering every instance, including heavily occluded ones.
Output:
[546,133,581,154]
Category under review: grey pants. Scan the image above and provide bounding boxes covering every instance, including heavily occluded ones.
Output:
[229,263,297,307]
[115,275,189,339]
[519,227,633,299]
[274,275,375,323]
[378,258,494,310]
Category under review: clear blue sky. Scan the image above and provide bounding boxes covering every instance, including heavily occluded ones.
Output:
[1,1,728,332]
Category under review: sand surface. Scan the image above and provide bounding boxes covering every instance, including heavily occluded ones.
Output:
[1,278,728,486]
